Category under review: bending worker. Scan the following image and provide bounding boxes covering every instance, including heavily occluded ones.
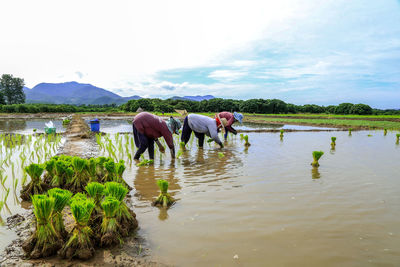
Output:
[181,113,227,149]
[132,112,181,160]
[215,111,243,140]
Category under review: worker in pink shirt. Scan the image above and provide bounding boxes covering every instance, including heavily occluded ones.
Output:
[215,111,243,140]
[132,112,181,160]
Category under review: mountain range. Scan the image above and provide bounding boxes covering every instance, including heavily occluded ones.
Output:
[23,82,214,105]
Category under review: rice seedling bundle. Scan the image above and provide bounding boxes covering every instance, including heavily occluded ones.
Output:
[331,137,336,149]
[153,179,175,207]
[384,128,387,136]
[47,188,72,239]
[280,129,284,138]
[69,157,89,192]
[22,194,62,258]
[21,164,48,201]
[348,128,352,135]
[103,160,117,182]
[397,133,400,144]
[59,197,95,260]
[311,151,324,167]
[100,196,121,247]
[137,159,154,166]
[244,135,251,147]
[53,160,74,188]
[104,182,137,236]
[218,152,225,158]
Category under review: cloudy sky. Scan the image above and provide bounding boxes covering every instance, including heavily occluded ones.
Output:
[1,0,400,108]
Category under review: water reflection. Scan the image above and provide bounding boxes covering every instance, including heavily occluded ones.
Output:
[311,167,321,179]
[134,162,181,203]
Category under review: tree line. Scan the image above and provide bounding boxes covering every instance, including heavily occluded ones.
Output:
[121,98,398,115]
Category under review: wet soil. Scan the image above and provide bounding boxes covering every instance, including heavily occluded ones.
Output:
[0,114,161,267]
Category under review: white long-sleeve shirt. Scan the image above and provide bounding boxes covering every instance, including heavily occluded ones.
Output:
[187,114,222,145]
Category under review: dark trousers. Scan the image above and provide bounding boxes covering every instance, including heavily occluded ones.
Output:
[181,116,205,148]
[133,124,154,160]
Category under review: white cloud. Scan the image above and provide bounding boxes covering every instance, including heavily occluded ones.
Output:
[208,70,248,82]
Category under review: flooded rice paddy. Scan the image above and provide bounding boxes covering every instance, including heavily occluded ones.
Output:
[0,119,399,266]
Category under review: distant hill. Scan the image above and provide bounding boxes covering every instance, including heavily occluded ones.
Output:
[23,82,141,105]
[171,95,215,101]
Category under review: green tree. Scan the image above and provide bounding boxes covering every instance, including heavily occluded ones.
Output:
[0,90,5,105]
[350,104,372,115]
[0,74,26,104]
[334,103,354,114]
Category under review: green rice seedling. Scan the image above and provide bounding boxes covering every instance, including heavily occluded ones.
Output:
[103,160,117,182]
[33,129,37,133]
[95,157,107,179]
[69,157,89,192]
[59,197,95,260]
[85,182,105,239]
[311,151,324,167]
[62,119,70,126]
[348,128,352,136]
[137,159,154,166]
[43,159,56,184]
[244,135,251,147]
[104,182,137,236]
[331,137,336,149]
[53,160,73,188]
[396,134,400,144]
[47,188,72,239]
[85,182,105,211]
[280,129,284,139]
[153,179,175,207]
[179,141,186,151]
[384,128,387,136]
[87,158,97,182]
[22,194,62,258]
[115,160,130,188]
[240,133,244,140]
[218,152,225,158]
[100,196,121,247]
[20,164,47,201]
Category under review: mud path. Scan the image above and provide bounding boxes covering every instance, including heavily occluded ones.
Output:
[0,114,160,267]
[246,114,400,122]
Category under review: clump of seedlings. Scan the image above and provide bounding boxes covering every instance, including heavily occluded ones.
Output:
[20,164,48,201]
[348,128,352,136]
[331,137,336,149]
[179,141,186,151]
[244,135,251,147]
[22,194,62,258]
[280,129,284,139]
[85,182,105,239]
[59,197,96,260]
[47,188,72,239]
[100,196,121,246]
[384,128,387,136]
[104,182,137,237]
[218,152,225,158]
[137,159,154,166]
[153,179,175,207]
[396,134,400,144]
[311,151,324,167]
[62,119,71,125]
[69,157,89,192]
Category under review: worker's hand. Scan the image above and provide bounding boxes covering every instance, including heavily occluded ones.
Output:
[159,145,165,153]
[219,143,224,149]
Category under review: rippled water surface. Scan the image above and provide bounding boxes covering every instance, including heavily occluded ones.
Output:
[123,131,400,266]
[1,128,399,266]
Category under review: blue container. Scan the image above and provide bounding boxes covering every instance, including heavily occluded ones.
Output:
[90,119,100,132]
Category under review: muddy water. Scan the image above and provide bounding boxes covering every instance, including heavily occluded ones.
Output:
[1,129,400,266]
[121,131,400,266]
[0,119,66,134]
